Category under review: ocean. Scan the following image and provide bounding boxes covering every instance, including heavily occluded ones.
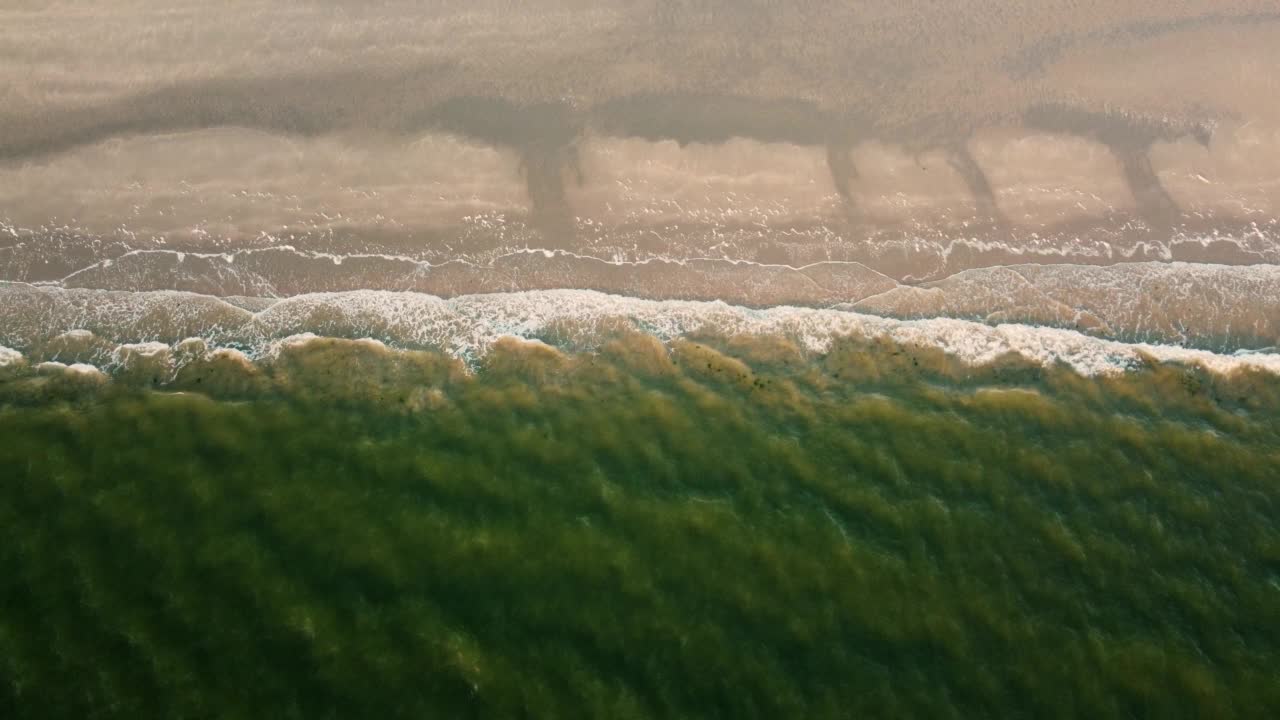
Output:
[2,325,1279,717]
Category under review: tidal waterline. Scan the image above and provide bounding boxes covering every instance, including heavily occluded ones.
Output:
[2,334,1279,718]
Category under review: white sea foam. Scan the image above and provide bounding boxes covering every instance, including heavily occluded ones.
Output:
[35,361,107,379]
[115,341,172,358]
[248,288,1280,376]
[2,284,1276,378]
[0,346,23,368]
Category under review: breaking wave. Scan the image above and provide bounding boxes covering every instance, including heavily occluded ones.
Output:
[1,283,1277,379]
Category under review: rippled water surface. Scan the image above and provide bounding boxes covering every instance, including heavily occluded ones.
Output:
[3,336,1280,717]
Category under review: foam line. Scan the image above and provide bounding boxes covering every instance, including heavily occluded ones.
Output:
[1,284,1277,377]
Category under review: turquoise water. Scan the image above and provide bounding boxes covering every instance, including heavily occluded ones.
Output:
[2,333,1278,718]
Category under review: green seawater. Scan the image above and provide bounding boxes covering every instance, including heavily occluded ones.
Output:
[2,334,1279,719]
